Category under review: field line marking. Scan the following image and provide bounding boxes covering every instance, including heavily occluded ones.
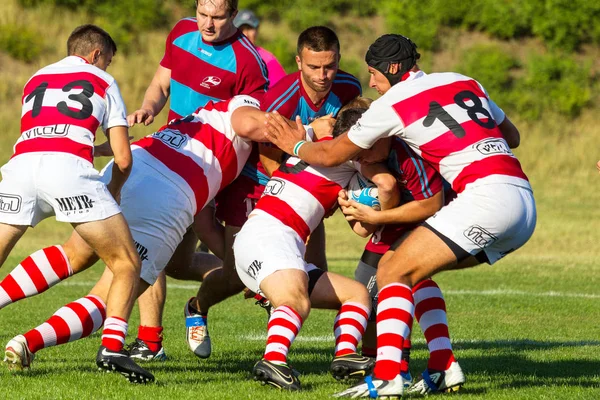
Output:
[59,281,600,299]
[239,334,600,346]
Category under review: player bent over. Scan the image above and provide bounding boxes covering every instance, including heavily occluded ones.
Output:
[234,107,399,390]
[2,96,271,382]
[0,25,152,382]
[342,138,464,391]
[265,34,536,398]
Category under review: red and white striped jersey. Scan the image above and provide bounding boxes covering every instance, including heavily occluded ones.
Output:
[16,56,127,164]
[252,139,358,242]
[348,71,529,193]
[131,96,259,215]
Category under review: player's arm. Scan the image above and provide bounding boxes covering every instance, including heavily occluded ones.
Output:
[192,203,225,260]
[259,144,283,177]
[497,116,520,149]
[105,125,133,199]
[265,113,362,166]
[345,190,444,226]
[127,65,171,126]
[341,163,399,237]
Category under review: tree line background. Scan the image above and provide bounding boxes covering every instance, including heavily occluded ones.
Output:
[0,0,599,229]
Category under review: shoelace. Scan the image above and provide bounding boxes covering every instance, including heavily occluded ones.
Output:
[190,325,206,342]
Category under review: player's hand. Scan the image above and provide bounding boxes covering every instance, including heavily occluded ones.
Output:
[127,108,155,127]
[264,111,305,155]
[310,114,335,139]
[342,200,380,225]
[94,136,134,157]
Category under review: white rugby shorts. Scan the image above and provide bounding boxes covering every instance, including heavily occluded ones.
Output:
[424,181,536,265]
[100,154,193,285]
[233,212,317,294]
[0,153,120,226]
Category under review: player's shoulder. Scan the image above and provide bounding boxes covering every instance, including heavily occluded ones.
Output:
[269,72,301,94]
[262,72,301,111]
[334,69,361,87]
[169,18,199,38]
[33,57,116,85]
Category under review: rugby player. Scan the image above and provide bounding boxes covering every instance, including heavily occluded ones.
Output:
[1,96,277,383]
[125,0,269,361]
[0,24,154,382]
[341,138,463,391]
[234,105,399,390]
[234,9,286,87]
[264,34,536,398]
[183,25,362,360]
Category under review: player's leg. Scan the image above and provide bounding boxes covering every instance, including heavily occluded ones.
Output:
[186,225,244,359]
[128,271,167,361]
[4,267,112,370]
[304,221,328,271]
[0,228,99,310]
[307,268,374,380]
[233,215,309,391]
[0,223,27,268]
[251,269,309,391]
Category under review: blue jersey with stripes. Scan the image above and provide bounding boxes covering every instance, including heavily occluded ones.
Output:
[160,18,268,122]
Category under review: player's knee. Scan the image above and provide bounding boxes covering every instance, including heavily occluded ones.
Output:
[278,293,311,321]
[376,260,420,288]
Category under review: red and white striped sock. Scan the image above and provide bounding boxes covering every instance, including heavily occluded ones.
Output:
[373,283,414,380]
[263,305,303,365]
[413,279,455,371]
[334,302,370,356]
[23,295,106,353]
[0,246,73,309]
[101,317,128,352]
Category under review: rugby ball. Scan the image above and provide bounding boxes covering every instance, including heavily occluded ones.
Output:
[347,173,380,210]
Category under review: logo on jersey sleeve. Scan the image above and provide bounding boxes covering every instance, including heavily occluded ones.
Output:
[463,225,497,248]
[0,193,22,214]
[152,129,189,149]
[201,76,222,89]
[263,178,285,196]
[475,138,513,156]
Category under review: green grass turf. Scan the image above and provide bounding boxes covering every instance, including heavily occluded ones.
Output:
[0,209,599,399]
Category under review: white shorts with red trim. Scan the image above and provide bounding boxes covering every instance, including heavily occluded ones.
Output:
[233,212,317,294]
[425,180,536,265]
[0,153,120,226]
[100,155,194,285]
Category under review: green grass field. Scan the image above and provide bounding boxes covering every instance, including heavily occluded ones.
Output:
[1,1,600,398]
[0,205,599,399]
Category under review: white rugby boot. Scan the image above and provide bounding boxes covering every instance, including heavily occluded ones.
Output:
[4,335,34,371]
[406,361,466,395]
[184,298,211,358]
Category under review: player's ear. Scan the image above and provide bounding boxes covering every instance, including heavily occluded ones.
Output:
[91,49,102,65]
[388,63,400,75]
[295,55,301,71]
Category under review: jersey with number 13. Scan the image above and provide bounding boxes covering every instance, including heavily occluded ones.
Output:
[16,56,128,164]
[348,71,529,194]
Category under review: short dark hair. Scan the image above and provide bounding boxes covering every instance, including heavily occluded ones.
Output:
[195,0,238,16]
[332,108,368,138]
[67,24,117,57]
[297,26,340,55]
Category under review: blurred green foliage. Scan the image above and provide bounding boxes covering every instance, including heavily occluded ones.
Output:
[10,0,599,120]
[0,24,43,63]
